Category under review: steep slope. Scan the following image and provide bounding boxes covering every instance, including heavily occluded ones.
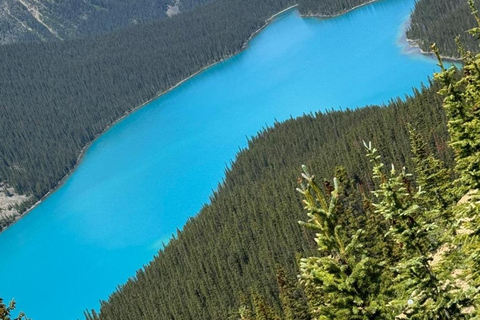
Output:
[85,81,451,319]
[0,0,212,44]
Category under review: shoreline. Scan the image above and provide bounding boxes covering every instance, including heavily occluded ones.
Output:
[300,0,377,19]
[2,0,422,233]
[405,38,462,62]
[400,18,462,63]
[1,4,301,233]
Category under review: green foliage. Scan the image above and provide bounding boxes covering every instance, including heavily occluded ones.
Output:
[430,9,480,313]
[276,267,310,320]
[252,290,282,320]
[432,43,480,192]
[297,165,384,319]
[409,125,454,211]
[366,143,472,319]
[0,298,26,320]
[294,10,480,318]
[239,293,255,320]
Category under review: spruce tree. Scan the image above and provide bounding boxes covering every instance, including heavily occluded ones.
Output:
[297,165,384,319]
[408,125,454,211]
[430,1,480,311]
[365,142,470,319]
[238,293,255,320]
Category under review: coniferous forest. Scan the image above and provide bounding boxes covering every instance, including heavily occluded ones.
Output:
[0,0,473,227]
[3,0,480,319]
[407,0,480,58]
[0,0,375,226]
[85,17,480,319]
[83,79,451,319]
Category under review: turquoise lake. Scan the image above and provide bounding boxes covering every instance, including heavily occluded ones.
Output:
[0,0,453,318]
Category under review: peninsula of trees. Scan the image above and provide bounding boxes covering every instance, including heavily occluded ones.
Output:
[407,0,480,58]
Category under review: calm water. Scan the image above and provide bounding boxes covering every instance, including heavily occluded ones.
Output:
[0,0,450,318]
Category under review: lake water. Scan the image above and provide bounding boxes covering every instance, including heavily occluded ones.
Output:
[0,0,452,318]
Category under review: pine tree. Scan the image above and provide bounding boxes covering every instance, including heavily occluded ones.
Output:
[238,293,255,320]
[430,0,480,312]
[297,165,384,319]
[408,125,454,211]
[365,142,470,319]
[432,5,480,193]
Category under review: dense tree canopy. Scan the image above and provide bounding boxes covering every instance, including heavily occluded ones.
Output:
[83,78,451,319]
[407,0,480,58]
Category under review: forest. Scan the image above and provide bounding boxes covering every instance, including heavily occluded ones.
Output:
[407,0,480,58]
[2,0,479,318]
[83,18,480,319]
[82,78,450,319]
[0,0,375,230]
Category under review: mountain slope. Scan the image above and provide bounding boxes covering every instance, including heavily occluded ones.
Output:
[85,81,451,319]
[0,0,376,229]
[0,0,212,44]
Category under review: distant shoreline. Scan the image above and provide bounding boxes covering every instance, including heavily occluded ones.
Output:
[300,0,377,19]
[1,0,402,233]
[399,18,462,63]
[405,38,462,62]
[0,4,301,233]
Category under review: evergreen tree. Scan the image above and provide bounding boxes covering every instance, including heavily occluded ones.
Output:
[297,165,384,319]
[431,2,480,311]
[251,290,281,320]
[276,267,310,320]
[409,125,454,211]
[365,142,470,319]
[238,294,255,320]
[0,299,26,320]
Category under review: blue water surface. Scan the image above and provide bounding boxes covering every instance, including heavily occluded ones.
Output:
[0,0,452,318]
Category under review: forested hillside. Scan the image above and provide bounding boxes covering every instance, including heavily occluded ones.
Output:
[407,0,480,58]
[0,0,212,44]
[84,80,451,319]
[0,0,373,228]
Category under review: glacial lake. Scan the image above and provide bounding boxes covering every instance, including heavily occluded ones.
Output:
[0,0,453,318]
